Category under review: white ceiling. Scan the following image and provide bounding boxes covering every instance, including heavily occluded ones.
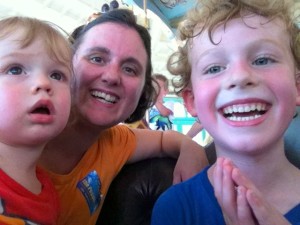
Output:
[0,0,102,32]
[0,0,178,78]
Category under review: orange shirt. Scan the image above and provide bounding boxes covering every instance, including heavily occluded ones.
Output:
[46,125,136,225]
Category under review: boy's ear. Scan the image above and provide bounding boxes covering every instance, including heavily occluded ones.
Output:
[182,88,197,117]
[296,72,300,106]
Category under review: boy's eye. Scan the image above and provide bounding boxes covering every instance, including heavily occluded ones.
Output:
[50,72,63,81]
[253,57,275,66]
[7,66,23,75]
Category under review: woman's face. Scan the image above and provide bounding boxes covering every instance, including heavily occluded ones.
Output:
[72,22,147,128]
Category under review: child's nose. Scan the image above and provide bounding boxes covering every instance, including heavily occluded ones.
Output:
[224,62,258,90]
[31,75,53,95]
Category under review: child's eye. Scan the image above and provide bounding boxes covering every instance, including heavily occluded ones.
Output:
[253,57,275,66]
[204,65,224,74]
[50,72,63,81]
[7,66,24,75]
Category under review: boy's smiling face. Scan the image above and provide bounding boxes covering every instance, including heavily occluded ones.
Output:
[183,15,300,154]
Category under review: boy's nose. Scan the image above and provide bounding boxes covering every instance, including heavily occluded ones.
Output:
[223,63,258,90]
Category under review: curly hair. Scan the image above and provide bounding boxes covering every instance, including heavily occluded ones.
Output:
[168,0,300,94]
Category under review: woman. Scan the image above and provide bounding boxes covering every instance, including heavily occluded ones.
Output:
[39,9,208,225]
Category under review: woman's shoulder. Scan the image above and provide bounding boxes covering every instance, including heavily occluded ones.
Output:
[98,125,136,150]
[102,124,133,137]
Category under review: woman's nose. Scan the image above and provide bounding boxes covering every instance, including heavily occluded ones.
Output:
[101,63,121,86]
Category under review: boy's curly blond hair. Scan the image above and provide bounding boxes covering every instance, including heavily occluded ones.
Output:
[168,0,300,94]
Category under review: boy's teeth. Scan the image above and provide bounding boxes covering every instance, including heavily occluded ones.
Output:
[223,103,266,114]
[228,114,261,121]
[222,103,267,121]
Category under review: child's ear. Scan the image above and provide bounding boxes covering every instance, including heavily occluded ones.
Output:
[182,88,197,117]
[296,72,300,106]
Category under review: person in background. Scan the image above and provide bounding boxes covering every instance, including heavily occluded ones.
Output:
[0,16,72,224]
[151,0,300,224]
[39,9,209,225]
[149,73,174,130]
[186,120,203,139]
[186,119,213,147]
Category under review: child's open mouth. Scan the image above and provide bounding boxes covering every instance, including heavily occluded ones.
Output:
[221,103,268,121]
[31,106,50,115]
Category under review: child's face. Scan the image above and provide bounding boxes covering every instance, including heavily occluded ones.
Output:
[0,30,71,147]
[183,15,300,153]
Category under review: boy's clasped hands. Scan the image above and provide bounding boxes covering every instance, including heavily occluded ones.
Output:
[214,157,291,225]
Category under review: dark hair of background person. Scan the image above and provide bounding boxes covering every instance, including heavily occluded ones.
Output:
[69,9,158,123]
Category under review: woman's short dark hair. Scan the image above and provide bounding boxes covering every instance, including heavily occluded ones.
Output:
[70,9,157,123]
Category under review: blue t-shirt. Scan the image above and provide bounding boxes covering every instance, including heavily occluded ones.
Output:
[284,106,300,168]
[151,166,300,225]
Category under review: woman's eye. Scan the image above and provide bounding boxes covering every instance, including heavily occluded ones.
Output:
[123,66,137,76]
[90,56,104,64]
[204,65,224,74]
[253,57,275,66]
[50,72,63,81]
[7,66,23,75]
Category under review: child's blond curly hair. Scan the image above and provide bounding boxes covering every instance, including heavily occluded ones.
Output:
[0,16,73,76]
[168,0,300,94]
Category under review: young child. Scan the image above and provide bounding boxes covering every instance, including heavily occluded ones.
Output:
[149,74,174,130]
[151,0,300,224]
[0,17,72,224]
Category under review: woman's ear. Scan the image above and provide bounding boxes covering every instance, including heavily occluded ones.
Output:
[182,88,197,117]
[296,72,300,106]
